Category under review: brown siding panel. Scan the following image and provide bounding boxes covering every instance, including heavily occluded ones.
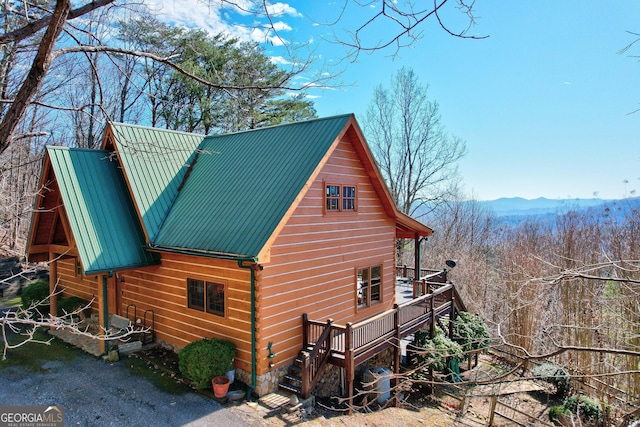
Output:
[119,253,253,372]
[259,138,397,372]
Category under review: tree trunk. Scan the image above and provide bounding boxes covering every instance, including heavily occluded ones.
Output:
[0,0,71,155]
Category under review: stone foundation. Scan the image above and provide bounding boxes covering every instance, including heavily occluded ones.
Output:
[251,365,288,396]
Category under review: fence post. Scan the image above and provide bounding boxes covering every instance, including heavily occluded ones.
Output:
[488,394,497,426]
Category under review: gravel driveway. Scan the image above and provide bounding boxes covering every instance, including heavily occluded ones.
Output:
[0,346,261,427]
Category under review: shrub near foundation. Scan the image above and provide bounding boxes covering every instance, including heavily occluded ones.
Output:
[178,338,235,389]
[20,281,49,310]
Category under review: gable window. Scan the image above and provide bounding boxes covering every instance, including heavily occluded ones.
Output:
[325,183,357,212]
[187,278,225,317]
[357,265,382,308]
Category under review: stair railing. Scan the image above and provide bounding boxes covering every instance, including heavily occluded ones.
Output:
[301,318,334,398]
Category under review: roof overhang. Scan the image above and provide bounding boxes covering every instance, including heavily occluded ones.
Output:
[396,212,433,239]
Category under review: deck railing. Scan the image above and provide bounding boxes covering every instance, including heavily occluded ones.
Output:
[303,280,466,366]
[300,316,334,398]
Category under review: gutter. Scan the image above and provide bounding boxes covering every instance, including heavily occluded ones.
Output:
[146,243,253,261]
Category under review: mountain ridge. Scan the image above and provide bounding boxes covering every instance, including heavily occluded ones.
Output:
[478,197,615,217]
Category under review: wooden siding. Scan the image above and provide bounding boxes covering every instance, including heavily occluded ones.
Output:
[258,138,397,373]
[56,258,100,311]
[118,253,253,373]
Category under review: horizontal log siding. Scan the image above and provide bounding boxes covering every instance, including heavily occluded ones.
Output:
[119,253,253,372]
[259,139,396,371]
[56,258,99,311]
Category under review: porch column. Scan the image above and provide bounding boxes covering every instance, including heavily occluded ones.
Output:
[413,233,421,279]
[48,253,57,327]
[98,274,109,354]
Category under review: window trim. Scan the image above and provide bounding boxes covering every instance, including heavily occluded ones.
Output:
[187,278,227,318]
[324,182,357,213]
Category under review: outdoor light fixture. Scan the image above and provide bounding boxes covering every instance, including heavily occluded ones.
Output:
[445,259,458,269]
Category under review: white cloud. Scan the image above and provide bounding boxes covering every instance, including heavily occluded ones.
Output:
[266,2,302,18]
[272,21,292,32]
[270,56,292,65]
[143,0,297,44]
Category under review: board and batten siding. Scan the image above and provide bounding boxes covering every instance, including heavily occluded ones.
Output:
[119,253,253,372]
[258,138,397,372]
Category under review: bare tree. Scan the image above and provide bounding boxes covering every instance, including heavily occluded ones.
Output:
[363,67,467,219]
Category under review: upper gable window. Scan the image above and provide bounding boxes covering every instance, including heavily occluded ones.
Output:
[325,183,356,212]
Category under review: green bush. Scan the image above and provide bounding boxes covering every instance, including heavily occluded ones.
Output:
[563,394,604,423]
[20,281,50,310]
[57,296,87,316]
[409,328,463,373]
[178,338,236,389]
[451,312,491,354]
[532,363,572,398]
[548,405,571,425]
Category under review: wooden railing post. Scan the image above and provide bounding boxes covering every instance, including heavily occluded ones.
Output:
[429,294,435,339]
[345,322,354,415]
[301,351,310,398]
[302,313,308,347]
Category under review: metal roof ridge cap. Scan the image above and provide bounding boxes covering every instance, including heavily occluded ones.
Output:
[201,113,355,140]
[108,122,205,138]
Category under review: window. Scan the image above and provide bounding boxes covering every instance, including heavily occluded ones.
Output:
[357,265,382,308]
[326,185,340,211]
[187,278,225,317]
[325,183,356,212]
[343,186,356,211]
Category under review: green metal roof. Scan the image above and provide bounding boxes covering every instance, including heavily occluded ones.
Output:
[153,114,352,258]
[108,123,203,242]
[47,146,157,274]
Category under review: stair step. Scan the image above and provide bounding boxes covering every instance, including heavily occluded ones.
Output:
[278,382,302,395]
[290,364,302,374]
[284,373,301,383]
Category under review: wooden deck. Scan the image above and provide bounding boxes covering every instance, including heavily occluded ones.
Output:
[295,271,467,406]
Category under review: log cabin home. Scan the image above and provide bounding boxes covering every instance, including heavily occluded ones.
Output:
[26,114,465,403]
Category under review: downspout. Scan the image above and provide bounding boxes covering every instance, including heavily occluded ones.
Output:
[237,260,258,391]
[102,271,114,355]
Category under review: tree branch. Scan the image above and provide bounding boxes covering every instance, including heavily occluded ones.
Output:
[0,0,115,46]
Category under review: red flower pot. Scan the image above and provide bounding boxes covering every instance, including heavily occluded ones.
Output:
[212,376,230,398]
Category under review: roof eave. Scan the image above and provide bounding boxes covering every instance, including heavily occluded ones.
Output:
[147,244,259,263]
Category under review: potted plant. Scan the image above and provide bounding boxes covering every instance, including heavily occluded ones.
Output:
[178,337,236,396]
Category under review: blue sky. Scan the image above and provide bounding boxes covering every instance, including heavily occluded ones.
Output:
[147,0,640,201]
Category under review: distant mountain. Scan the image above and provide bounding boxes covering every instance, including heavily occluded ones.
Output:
[478,197,640,228]
[479,197,613,217]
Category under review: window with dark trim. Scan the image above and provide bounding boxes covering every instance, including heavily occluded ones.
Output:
[187,278,225,317]
[325,183,356,212]
[357,265,382,308]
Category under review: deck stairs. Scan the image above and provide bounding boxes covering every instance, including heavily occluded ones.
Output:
[279,278,467,399]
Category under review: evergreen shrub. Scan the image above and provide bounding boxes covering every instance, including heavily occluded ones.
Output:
[178,338,236,389]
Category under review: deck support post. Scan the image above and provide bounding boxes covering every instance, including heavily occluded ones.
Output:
[48,253,58,330]
[392,305,401,407]
[345,322,354,415]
